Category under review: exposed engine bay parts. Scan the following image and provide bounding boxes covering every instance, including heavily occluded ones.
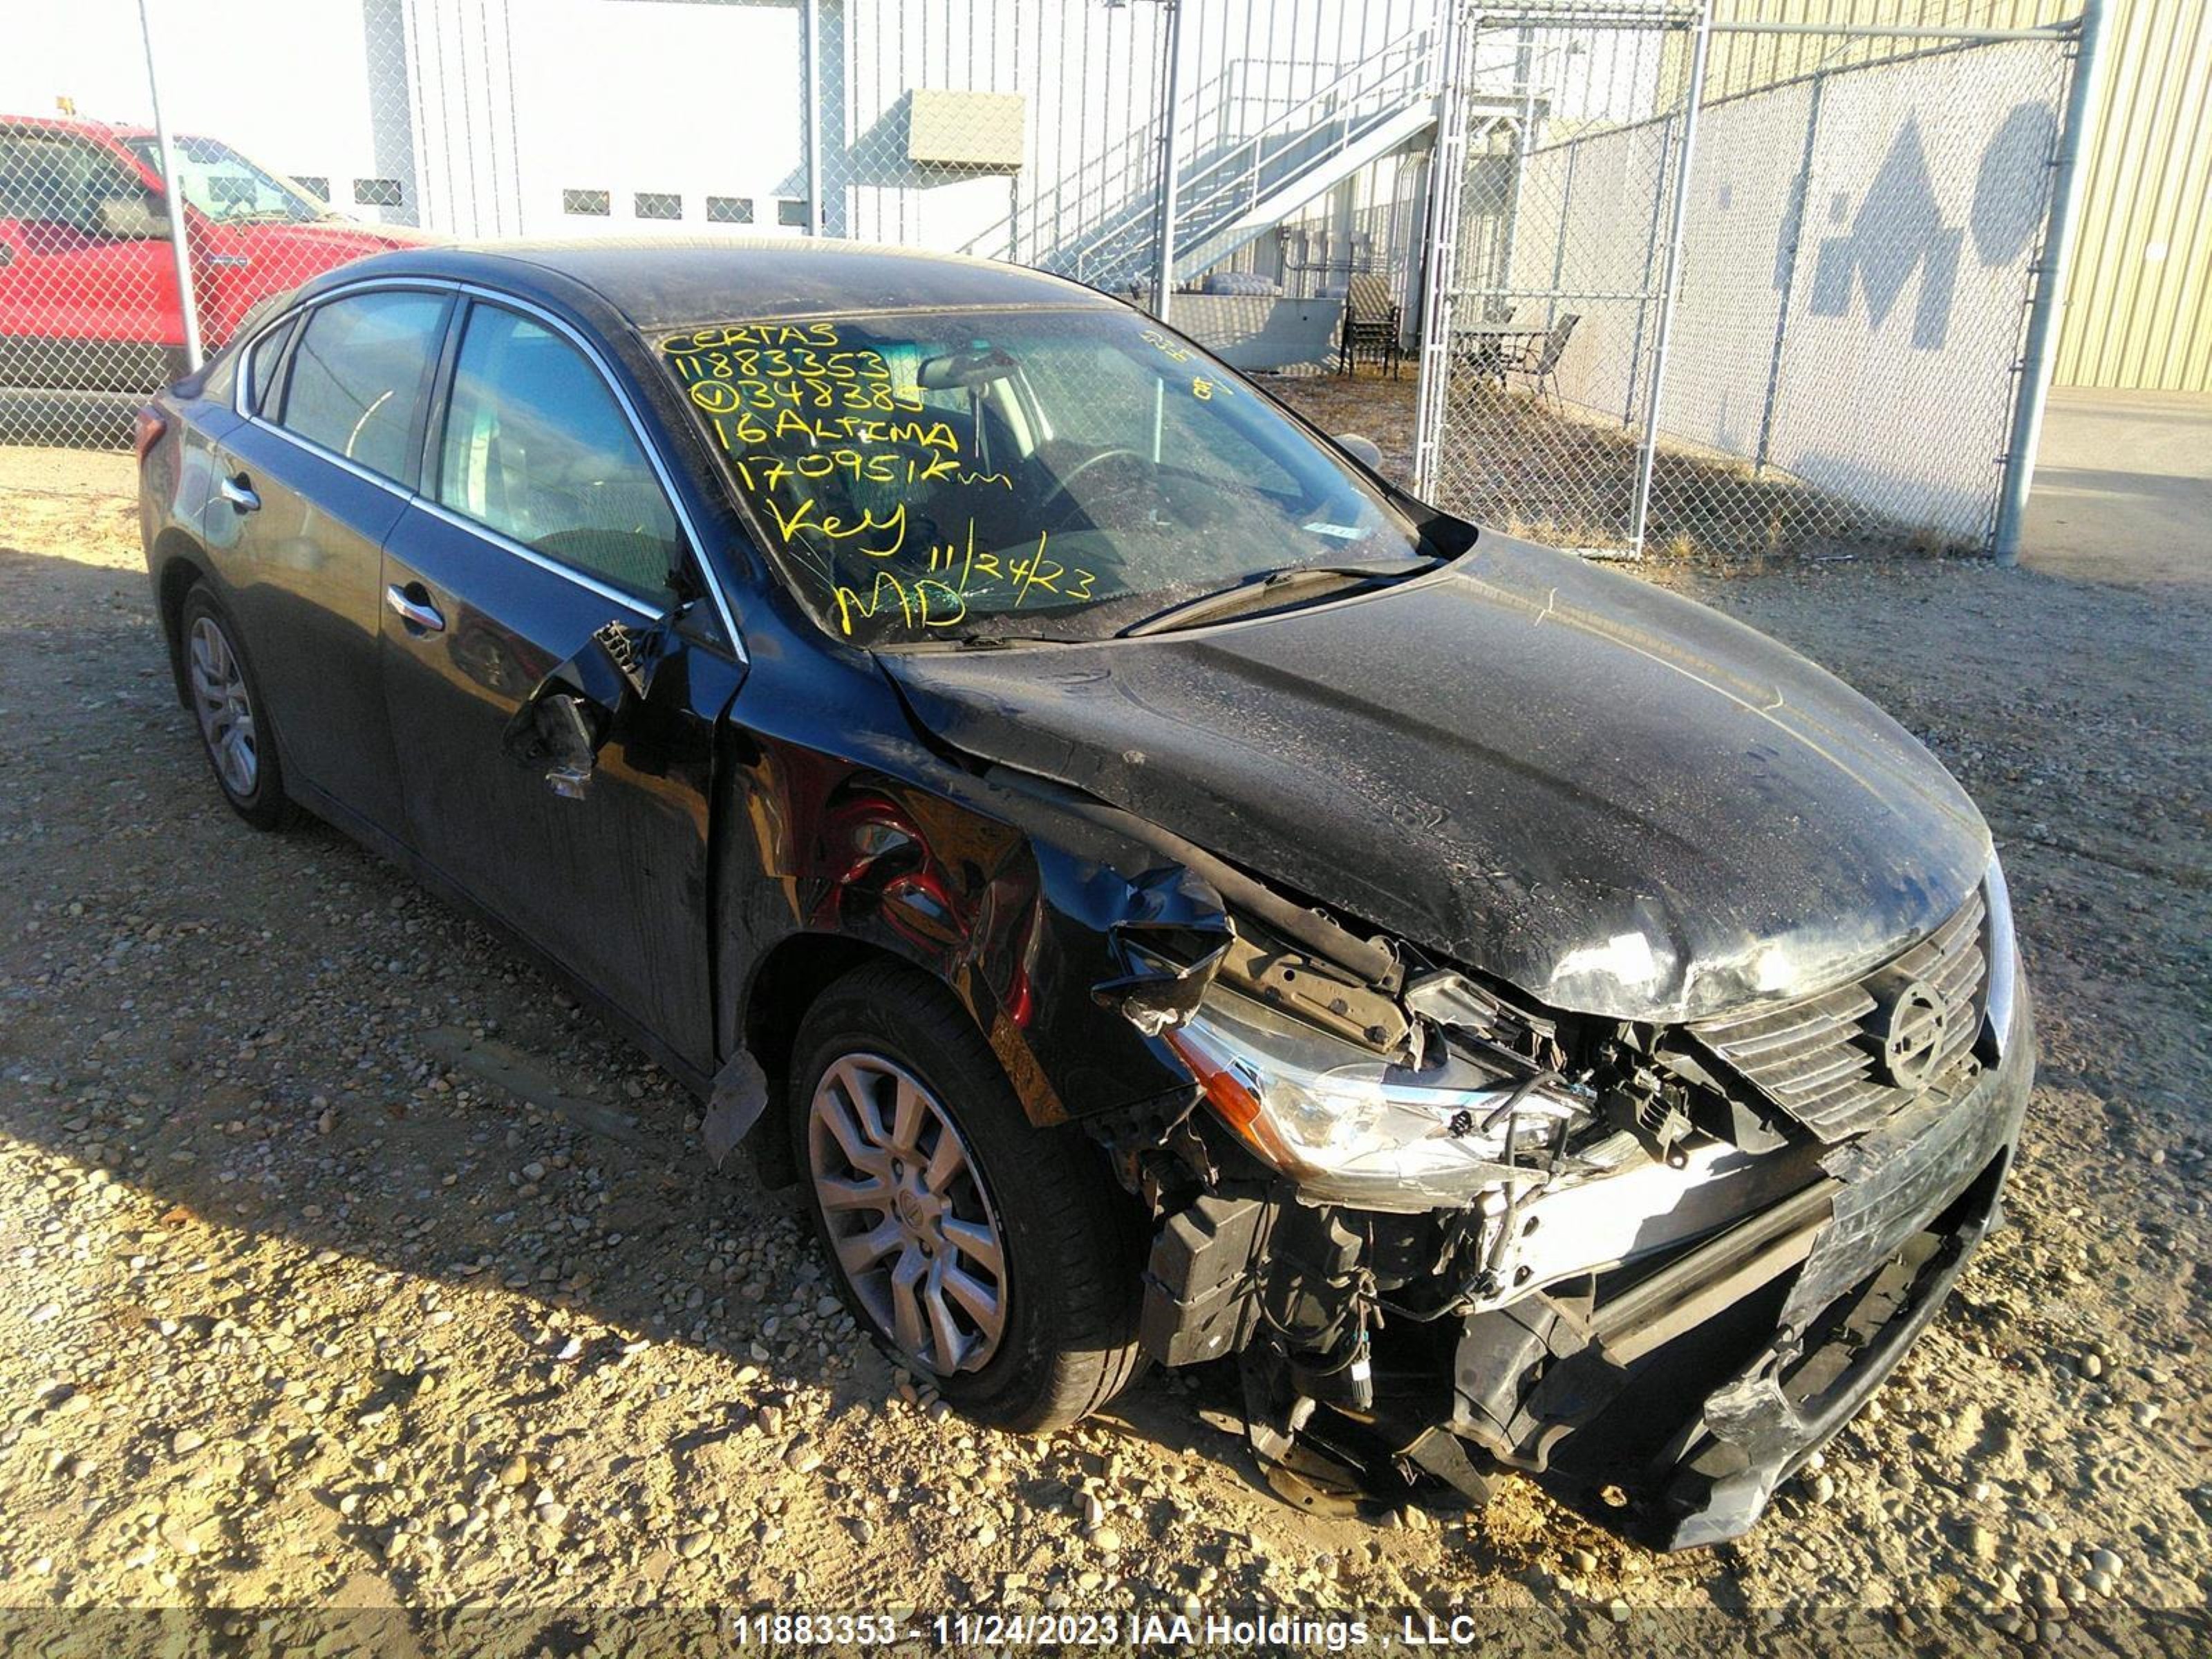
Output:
[1087,843,2029,1548]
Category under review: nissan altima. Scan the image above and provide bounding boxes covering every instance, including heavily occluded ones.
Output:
[135,241,2032,1548]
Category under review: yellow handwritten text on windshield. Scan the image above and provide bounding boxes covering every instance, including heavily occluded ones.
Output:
[662,321,1100,635]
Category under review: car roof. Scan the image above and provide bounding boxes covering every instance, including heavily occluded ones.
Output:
[307,238,1126,332]
[0,115,153,140]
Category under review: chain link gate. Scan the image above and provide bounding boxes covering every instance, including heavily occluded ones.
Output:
[1412,0,2091,563]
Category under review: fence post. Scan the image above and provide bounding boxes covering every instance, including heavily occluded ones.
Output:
[1412,0,1468,498]
[1151,0,1187,320]
[1754,70,1824,477]
[135,0,202,373]
[804,0,823,236]
[1621,111,1674,427]
[1626,0,1713,560]
[1544,136,1578,332]
[1494,21,1537,312]
[1991,0,2108,565]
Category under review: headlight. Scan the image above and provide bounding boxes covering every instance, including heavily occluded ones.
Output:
[1166,985,1590,1214]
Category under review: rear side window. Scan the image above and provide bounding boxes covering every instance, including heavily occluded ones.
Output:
[244,315,297,413]
[434,303,682,599]
[279,290,447,480]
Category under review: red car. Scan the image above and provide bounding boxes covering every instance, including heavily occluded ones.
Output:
[0,115,427,432]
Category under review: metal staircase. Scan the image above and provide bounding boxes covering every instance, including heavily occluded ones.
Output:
[962,26,1439,294]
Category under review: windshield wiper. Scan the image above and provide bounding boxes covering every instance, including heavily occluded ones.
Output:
[1119,558,1439,639]
[904,629,1083,650]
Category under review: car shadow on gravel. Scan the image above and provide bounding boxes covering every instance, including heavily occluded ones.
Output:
[0,532,1474,1556]
[0,648,1389,1536]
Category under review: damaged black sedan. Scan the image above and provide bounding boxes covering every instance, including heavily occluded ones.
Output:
[138,241,2031,1549]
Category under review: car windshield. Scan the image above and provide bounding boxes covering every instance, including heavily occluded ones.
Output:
[657,308,1457,646]
[123,134,331,224]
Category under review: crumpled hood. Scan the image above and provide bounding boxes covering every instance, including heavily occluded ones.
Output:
[882,534,1991,1024]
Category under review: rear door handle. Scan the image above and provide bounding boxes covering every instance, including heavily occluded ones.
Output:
[385,583,445,633]
[218,472,260,513]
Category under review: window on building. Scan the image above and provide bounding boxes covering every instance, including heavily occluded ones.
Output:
[562,188,610,217]
[353,178,403,207]
[776,198,810,229]
[706,195,753,225]
[633,191,682,221]
[292,176,330,203]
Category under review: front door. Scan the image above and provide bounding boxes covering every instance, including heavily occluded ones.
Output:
[0,124,180,396]
[378,297,742,1067]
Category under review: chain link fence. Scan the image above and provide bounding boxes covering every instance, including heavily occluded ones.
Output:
[1,0,1445,449]
[2,0,2095,570]
[1411,0,2091,561]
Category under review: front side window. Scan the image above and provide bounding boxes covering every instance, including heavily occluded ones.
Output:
[278,290,447,480]
[436,303,682,599]
[657,308,1443,645]
[0,130,149,239]
[122,134,329,224]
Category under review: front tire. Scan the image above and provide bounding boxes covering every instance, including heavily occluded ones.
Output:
[789,962,1145,1432]
[180,583,300,832]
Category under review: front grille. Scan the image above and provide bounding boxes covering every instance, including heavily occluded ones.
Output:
[1689,891,1988,1141]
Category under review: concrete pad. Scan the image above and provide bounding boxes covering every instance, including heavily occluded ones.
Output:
[2021,388,2212,588]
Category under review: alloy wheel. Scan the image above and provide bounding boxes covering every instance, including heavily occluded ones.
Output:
[806,1052,1009,1375]
[187,615,259,798]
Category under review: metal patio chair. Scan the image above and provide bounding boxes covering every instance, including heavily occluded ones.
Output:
[1508,312,1580,407]
[1338,271,1403,378]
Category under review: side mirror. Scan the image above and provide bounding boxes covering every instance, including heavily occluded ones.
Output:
[503,691,607,800]
[499,615,679,800]
[96,190,171,241]
[1335,433,1385,472]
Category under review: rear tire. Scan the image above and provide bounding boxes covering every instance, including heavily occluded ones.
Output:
[789,962,1145,1432]
[179,583,301,832]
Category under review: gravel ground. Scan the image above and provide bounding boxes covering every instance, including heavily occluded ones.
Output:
[1,438,2206,1647]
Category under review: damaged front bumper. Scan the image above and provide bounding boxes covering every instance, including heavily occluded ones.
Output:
[1134,980,2035,1550]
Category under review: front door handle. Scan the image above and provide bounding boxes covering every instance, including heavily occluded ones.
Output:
[385,583,445,633]
[218,472,260,513]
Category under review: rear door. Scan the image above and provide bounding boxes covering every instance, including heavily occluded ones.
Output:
[377,294,743,1067]
[214,285,451,836]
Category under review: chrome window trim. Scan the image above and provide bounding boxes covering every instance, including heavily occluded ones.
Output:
[238,319,288,420]
[413,498,663,619]
[227,272,745,657]
[240,411,413,502]
[445,282,740,647]
[239,413,662,623]
[233,278,455,424]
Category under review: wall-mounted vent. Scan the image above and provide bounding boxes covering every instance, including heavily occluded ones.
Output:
[906,88,1025,171]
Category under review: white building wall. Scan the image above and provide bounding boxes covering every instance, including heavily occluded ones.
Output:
[6,0,1451,276]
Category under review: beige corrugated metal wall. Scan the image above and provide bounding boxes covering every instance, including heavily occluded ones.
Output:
[1703,0,2212,391]
[2047,0,2211,389]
